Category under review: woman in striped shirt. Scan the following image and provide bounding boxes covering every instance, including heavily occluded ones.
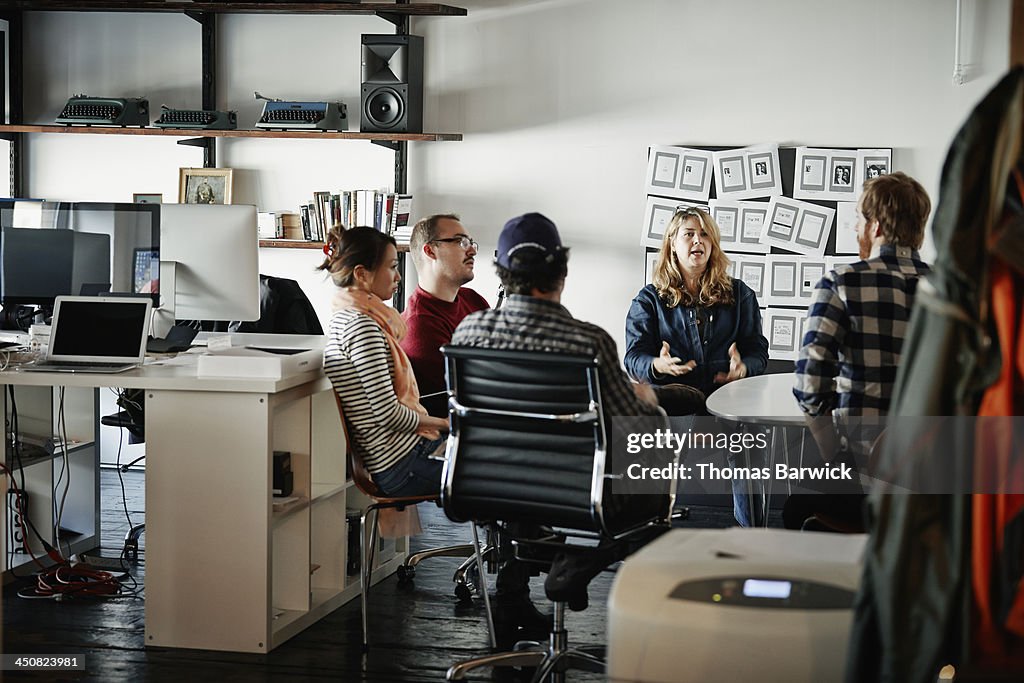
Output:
[318,226,449,497]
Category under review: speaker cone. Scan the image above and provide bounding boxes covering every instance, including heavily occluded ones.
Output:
[364,88,404,128]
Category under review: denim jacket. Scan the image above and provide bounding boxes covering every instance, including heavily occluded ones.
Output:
[624,279,768,396]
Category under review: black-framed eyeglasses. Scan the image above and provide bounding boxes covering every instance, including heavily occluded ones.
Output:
[430,236,478,250]
[674,205,707,217]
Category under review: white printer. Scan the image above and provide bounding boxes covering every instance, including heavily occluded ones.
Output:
[607,528,868,683]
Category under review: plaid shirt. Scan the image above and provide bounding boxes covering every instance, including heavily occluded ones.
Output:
[794,245,931,418]
[450,294,662,421]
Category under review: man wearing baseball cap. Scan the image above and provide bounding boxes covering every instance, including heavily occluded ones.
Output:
[451,212,662,638]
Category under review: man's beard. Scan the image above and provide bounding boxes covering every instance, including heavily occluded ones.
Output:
[858,230,873,259]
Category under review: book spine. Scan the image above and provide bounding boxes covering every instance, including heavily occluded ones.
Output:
[299,204,311,240]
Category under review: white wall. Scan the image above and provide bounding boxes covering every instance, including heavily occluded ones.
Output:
[19,0,1011,344]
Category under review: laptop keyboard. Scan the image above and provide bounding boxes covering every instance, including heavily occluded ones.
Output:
[39,361,131,369]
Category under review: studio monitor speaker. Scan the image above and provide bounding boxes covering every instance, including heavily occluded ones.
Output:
[360,34,423,134]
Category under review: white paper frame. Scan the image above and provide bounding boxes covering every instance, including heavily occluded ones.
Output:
[711,202,740,246]
[762,196,834,256]
[764,307,802,361]
[794,147,881,201]
[834,201,860,255]
[644,145,714,201]
[855,148,893,189]
[712,145,783,200]
[798,260,828,300]
[828,156,857,196]
[709,199,770,254]
[729,254,767,300]
[645,249,659,285]
[641,195,680,248]
[765,256,799,307]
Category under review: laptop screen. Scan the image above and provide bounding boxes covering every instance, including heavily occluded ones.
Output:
[50,298,150,360]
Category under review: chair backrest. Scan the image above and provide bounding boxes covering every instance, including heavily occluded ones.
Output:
[440,345,668,538]
[229,275,324,335]
[331,392,381,498]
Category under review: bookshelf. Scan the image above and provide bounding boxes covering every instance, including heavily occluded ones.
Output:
[0,2,467,17]
[0,124,462,143]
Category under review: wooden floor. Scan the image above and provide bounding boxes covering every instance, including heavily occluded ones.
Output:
[3,469,770,682]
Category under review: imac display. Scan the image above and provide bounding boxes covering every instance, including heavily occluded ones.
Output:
[158,204,260,322]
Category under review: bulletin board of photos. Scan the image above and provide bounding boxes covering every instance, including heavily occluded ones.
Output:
[641,144,892,364]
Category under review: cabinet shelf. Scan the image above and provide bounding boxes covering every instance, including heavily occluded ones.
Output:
[0,2,468,17]
[0,124,461,143]
[260,239,409,252]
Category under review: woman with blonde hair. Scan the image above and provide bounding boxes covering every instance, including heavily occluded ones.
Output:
[625,206,768,409]
[626,206,769,526]
[319,225,449,497]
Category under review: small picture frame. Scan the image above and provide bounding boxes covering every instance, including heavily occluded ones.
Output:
[179,167,234,205]
[133,193,162,204]
[828,157,856,194]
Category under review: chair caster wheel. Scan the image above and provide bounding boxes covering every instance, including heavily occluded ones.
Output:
[397,564,415,583]
[454,582,473,603]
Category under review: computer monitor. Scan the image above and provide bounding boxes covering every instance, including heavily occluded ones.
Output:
[133,247,160,294]
[1,228,110,304]
[0,200,160,310]
[158,204,260,322]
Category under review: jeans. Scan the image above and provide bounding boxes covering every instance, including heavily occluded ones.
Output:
[372,436,445,497]
[730,450,766,527]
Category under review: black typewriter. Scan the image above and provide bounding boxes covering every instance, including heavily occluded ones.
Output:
[56,96,149,126]
[154,106,237,130]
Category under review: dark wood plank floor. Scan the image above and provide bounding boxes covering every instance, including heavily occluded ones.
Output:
[3,469,772,682]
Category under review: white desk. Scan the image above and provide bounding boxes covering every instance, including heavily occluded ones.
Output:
[1,346,409,653]
[705,373,808,525]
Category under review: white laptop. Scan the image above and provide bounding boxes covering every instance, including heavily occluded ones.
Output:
[20,296,152,374]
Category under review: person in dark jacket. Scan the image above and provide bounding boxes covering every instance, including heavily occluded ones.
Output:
[625,206,768,407]
[625,205,768,526]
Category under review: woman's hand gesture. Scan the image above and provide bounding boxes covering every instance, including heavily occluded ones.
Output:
[652,341,697,377]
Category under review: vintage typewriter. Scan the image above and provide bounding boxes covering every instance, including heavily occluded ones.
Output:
[253,92,348,131]
[56,96,150,126]
[154,105,237,130]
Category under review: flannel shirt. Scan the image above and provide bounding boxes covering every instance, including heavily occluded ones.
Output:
[794,245,931,418]
[450,294,662,421]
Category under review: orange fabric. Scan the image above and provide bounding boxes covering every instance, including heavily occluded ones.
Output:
[332,287,440,440]
[973,244,1024,658]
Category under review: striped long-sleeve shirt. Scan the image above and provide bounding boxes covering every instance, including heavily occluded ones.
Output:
[794,245,931,419]
[324,309,422,474]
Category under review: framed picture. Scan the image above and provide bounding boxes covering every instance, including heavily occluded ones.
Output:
[747,152,775,190]
[828,157,856,194]
[179,167,233,205]
[133,193,162,204]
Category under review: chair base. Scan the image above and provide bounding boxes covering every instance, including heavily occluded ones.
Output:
[446,602,604,682]
[124,523,145,561]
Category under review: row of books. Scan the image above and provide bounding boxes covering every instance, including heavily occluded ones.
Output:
[256,190,414,245]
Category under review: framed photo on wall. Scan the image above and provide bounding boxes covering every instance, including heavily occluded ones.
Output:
[179,167,233,205]
[133,193,162,204]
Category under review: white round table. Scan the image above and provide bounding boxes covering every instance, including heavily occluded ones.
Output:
[705,372,804,426]
[704,372,808,525]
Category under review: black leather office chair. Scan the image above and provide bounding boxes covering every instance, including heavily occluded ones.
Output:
[439,345,674,682]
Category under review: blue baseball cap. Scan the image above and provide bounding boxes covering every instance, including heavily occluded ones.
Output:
[496,212,565,270]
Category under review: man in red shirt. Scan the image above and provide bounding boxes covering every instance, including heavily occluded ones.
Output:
[401,214,489,416]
